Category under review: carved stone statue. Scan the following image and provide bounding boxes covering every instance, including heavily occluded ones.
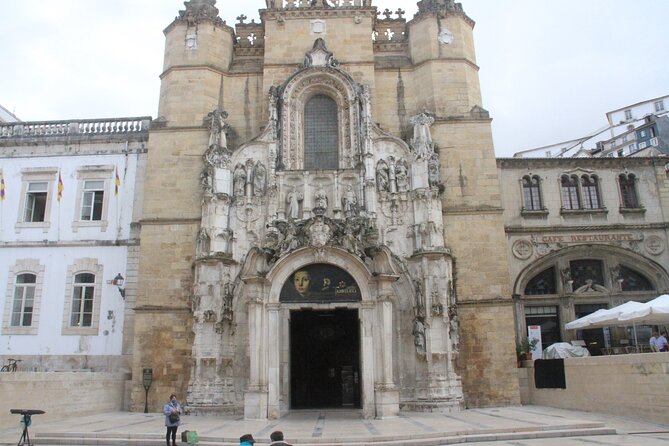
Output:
[414,279,425,318]
[428,154,440,187]
[376,160,390,192]
[412,319,426,355]
[410,113,435,159]
[286,188,303,220]
[314,189,328,210]
[252,162,267,197]
[200,168,213,193]
[207,109,228,149]
[574,279,609,294]
[341,185,357,216]
[233,164,246,198]
[395,160,408,192]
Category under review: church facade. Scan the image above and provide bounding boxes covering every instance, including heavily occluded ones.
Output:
[130,0,518,418]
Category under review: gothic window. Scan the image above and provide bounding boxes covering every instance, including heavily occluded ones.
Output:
[70,273,96,328]
[619,174,640,209]
[524,267,557,295]
[11,273,36,327]
[304,94,338,170]
[581,175,601,209]
[561,175,580,210]
[522,175,543,211]
[570,260,604,291]
[619,266,654,292]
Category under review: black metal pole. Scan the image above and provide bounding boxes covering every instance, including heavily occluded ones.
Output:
[144,388,149,413]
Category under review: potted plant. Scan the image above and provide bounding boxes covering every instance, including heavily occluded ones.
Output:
[516,337,540,366]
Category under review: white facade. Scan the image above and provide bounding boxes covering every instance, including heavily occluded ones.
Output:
[606,95,669,137]
[0,104,19,123]
[0,118,149,371]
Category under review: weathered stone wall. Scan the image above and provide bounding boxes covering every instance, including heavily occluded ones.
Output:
[521,354,669,425]
[0,372,127,431]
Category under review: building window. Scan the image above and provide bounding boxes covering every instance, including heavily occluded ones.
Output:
[524,267,557,295]
[611,140,616,148]
[624,109,633,120]
[522,175,543,211]
[617,149,625,157]
[628,144,636,153]
[72,166,113,232]
[655,101,665,112]
[80,180,105,221]
[2,259,44,335]
[619,174,640,209]
[619,266,654,292]
[62,258,102,335]
[561,175,580,210]
[570,259,605,291]
[639,130,646,138]
[11,274,36,327]
[24,182,48,222]
[581,175,601,209]
[524,306,561,350]
[304,94,338,170]
[622,135,628,143]
[70,273,96,328]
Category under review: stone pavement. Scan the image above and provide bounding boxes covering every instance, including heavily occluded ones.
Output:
[1,406,668,446]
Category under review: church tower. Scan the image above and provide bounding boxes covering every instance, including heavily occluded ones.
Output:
[131,0,519,418]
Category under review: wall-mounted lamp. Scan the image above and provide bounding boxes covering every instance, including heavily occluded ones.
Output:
[108,273,126,299]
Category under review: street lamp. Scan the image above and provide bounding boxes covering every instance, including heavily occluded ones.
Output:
[142,368,153,413]
[109,273,126,299]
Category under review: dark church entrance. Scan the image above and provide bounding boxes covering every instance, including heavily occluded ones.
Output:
[290,309,361,409]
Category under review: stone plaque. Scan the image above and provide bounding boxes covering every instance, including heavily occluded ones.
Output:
[645,235,665,255]
[512,239,533,260]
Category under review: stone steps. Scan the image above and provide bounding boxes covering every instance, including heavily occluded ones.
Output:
[34,423,616,445]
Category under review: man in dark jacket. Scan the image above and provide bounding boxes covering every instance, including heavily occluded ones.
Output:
[270,431,292,446]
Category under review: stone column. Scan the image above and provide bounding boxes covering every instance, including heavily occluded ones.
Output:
[267,303,281,419]
[244,283,268,419]
[360,301,376,418]
[375,296,399,417]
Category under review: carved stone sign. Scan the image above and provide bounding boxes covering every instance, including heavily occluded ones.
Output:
[532,233,643,244]
[280,264,361,303]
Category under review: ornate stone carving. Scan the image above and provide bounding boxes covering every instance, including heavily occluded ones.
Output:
[178,0,224,26]
[645,235,665,255]
[285,188,304,220]
[341,185,358,217]
[410,113,435,160]
[428,153,441,187]
[303,38,338,68]
[412,319,426,355]
[417,0,464,14]
[313,188,328,211]
[252,161,267,197]
[233,164,247,198]
[512,239,533,260]
[206,109,228,149]
[376,160,390,193]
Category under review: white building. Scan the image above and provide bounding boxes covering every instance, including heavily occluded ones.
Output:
[0,117,149,372]
[0,104,19,123]
[607,95,669,138]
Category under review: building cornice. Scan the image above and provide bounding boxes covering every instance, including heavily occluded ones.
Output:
[505,223,669,234]
[497,157,661,169]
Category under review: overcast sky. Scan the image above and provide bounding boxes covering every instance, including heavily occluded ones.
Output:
[1,0,667,157]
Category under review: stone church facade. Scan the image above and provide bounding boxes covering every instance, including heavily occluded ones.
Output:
[130,0,518,418]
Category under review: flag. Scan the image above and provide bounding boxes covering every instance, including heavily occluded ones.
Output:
[57,171,64,201]
[0,172,5,201]
[115,165,121,196]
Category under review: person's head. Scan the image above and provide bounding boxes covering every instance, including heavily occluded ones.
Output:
[270,431,284,442]
[240,433,255,445]
[169,394,177,403]
[662,331,667,337]
[293,270,310,295]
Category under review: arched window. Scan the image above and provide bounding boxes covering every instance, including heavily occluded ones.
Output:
[581,175,601,209]
[619,266,654,292]
[522,175,543,211]
[524,267,557,295]
[619,174,640,209]
[70,273,96,327]
[304,94,338,170]
[561,175,580,210]
[12,273,36,327]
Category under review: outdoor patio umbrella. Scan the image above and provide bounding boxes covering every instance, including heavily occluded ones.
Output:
[618,294,669,325]
[587,301,645,326]
[564,308,611,330]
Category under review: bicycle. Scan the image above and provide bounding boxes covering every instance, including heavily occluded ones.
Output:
[0,358,21,372]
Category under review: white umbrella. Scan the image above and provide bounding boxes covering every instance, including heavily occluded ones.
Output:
[618,295,669,325]
[588,301,645,326]
[565,308,610,330]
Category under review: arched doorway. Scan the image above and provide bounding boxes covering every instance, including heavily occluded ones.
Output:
[281,264,363,408]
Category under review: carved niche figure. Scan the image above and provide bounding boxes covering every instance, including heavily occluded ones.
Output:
[196,227,211,255]
[314,189,328,210]
[233,164,247,198]
[410,112,435,159]
[342,185,358,216]
[252,161,267,197]
[412,319,426,355]
[414,279,426,318]
[376,160,390,193]
[286,187,304,220]
[207,109,228,149]
[200,168,213,193]
[395,160,409,192]
[428,154,440,187]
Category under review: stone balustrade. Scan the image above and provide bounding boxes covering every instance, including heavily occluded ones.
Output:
[0,117,151,139]
[268,0,373,9]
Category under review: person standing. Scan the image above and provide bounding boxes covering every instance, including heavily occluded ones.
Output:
[270,430,292,446]
[163,394,183,446]
[650,332,659,352]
